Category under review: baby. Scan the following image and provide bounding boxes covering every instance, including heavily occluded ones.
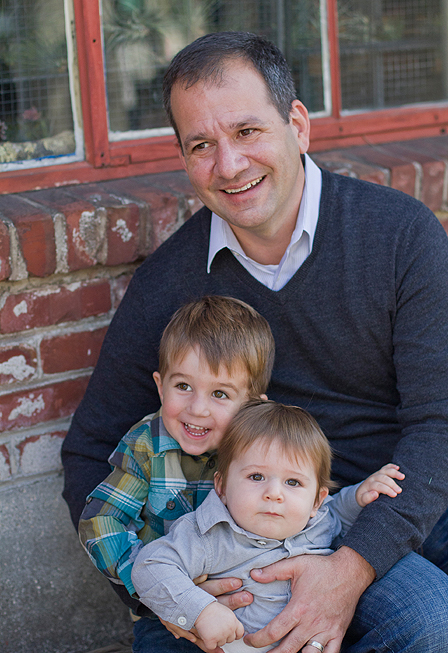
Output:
[132,399,405,652]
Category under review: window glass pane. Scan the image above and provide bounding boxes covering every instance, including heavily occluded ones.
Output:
[102,0,324,136]
[338,0,448,111]
[0,0,77,165]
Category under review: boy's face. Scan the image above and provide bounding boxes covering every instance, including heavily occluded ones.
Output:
[215,440,328,540]
[153,347,251,456]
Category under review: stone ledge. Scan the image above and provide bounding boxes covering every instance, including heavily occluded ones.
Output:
[0,135,447,282]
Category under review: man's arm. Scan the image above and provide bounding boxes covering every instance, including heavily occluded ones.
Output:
[245,546,375,653]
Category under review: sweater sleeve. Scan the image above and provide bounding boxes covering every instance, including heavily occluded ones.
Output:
[341,207,448,578]
[132,516,216,630]
[78,434,151,596]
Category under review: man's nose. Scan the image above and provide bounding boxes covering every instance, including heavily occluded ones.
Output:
[214,141,250,180]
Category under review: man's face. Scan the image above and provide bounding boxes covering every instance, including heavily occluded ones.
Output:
[170,60,310,245]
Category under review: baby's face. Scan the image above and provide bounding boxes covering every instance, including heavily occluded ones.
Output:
[216,440,328,540]
[153,347,251,455]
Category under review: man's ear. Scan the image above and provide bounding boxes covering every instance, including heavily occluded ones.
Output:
[153,371,163,403]
[175,140,188,172]
[289,99,310,154]
[214,472,226,504]
[310,486,329,518]
[260,394,268,401]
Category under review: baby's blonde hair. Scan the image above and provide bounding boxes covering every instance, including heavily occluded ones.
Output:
[217,399,337,499]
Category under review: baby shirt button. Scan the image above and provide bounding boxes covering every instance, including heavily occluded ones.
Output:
[178,616,187,626]
[257,540,266,545]
[166,500,176,510]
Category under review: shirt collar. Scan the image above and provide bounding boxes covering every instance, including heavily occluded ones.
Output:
[207,153,321,273]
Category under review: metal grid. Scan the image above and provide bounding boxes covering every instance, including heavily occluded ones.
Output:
[102,0,324,136]
[338,0,448,111]
[0,0,74,154]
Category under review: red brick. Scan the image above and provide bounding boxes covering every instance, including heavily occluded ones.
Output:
[112,273,133,309]
[341,145,416,197]
[16,431,66,475]
[376,142,445,212]
[25,188,100,271]
[81,281,112,317]
[40,327,108,374]
[100,177,181,254]
[0,195,56,276]
[0,345,37,385]
[312,151,388,185]
[0,280,111,333]
[0,376,90,431]
[65,184,141,266]
[146,171,204,217]
[0,444,11,481]
[0,218,11,280]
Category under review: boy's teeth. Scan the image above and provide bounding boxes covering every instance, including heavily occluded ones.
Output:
[224,177,263,194]
[185,423,209,434]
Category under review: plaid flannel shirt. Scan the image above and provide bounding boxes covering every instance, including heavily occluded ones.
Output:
[78,409,217,596]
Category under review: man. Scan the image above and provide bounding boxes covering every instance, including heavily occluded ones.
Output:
[62,32,448,653]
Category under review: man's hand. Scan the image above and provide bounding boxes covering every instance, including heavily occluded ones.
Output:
[244,547,376,653]
[195,601,245,650]
[356,463,405,507]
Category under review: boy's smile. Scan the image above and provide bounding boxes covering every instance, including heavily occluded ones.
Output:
[153,347,251,456]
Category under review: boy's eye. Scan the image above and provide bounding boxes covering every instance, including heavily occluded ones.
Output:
[286,479,301,487]
[212,390,228,399]
[249,473,264,482]
[176,383,191,391]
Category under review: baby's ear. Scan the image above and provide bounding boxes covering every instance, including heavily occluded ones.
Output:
[310,486,329,518]
[260,393,268,401]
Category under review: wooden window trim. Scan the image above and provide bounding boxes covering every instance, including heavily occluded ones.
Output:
[0,0,447,194]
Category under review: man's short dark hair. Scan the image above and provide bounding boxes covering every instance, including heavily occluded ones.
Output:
[162,31,297,145]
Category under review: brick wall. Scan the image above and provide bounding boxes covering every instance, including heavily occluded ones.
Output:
[0,135,447,653]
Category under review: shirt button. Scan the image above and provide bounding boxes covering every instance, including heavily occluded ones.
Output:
[178,616,187,626]
[207,458,215,469]
[166,500,176,510]
[257,540,266,545]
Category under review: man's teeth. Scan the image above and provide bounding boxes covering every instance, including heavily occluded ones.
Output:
[224,177,263,194]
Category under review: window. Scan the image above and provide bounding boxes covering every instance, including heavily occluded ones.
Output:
[1,0,447,193]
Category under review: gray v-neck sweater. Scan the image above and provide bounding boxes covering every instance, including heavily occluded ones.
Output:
[63,169,448,587]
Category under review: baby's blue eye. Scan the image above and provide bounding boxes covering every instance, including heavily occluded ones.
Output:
[249,473,264,482]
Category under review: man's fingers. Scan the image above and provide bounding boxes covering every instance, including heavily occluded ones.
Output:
[198,576,243,596]
[250,557,299,584]
[216,589,253,610]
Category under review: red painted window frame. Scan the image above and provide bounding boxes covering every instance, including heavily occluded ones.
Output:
[1,0,448,194]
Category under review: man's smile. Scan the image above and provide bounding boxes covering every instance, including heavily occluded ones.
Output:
[223,176,265,194]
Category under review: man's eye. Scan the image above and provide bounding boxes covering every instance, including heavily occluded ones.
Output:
[193,141,210,151]
[286,479,301,487]
[176,383,191,391]
[212,390,228,399]
[240,128,254,137]
[249,473,264,481]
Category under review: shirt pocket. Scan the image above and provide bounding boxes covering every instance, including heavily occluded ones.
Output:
[146,486,187,521]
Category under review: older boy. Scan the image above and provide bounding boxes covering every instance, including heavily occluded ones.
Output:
[79,296,274,597]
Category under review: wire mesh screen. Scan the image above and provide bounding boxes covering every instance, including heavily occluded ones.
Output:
[0,0,75,163]
[338,0,448,111]
[102,0,324,135]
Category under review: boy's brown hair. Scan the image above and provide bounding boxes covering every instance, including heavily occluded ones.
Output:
[158,296,275,397]
[217,399,337,499]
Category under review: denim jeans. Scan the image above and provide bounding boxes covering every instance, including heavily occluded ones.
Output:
[133,508,448,653]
